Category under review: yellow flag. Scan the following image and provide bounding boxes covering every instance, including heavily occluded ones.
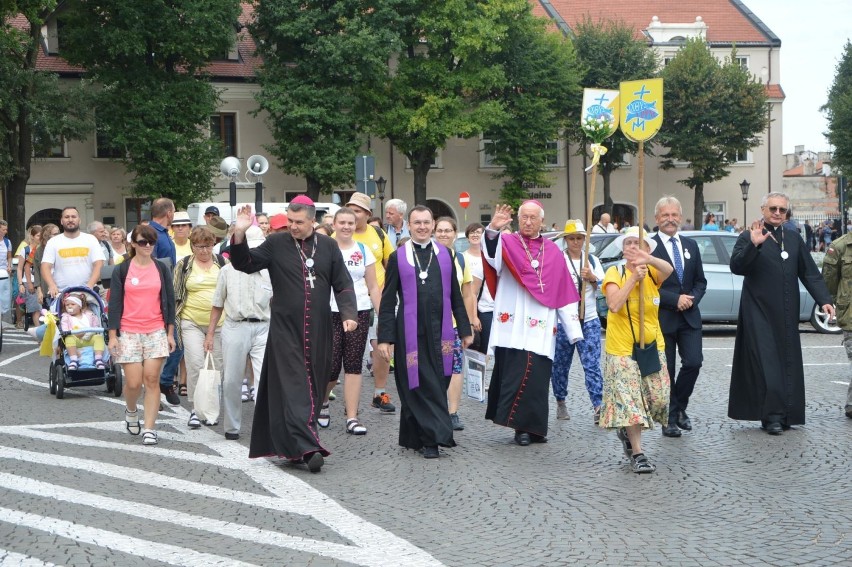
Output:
[619,79,663,142]
[39,312,58,357]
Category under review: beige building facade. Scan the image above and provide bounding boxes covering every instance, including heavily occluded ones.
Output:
[18,1,785,234]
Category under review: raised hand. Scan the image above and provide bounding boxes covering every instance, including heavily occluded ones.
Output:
[489,204,514,232]
[749,219,770,246]
[234,205,254,233]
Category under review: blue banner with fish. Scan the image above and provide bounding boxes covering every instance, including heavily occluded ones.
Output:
[619,78,663,142]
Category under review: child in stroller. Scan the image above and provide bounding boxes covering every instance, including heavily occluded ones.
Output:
[60,292,106,370]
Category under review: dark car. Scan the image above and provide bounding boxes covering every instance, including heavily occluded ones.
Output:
[591,231,840,334]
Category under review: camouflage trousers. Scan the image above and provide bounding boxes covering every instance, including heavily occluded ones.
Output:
[843,331,852,410]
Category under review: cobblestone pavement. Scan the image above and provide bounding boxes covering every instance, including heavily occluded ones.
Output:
[0,324,850,566]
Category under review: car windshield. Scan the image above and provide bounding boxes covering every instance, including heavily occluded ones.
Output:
[595,237,624,262]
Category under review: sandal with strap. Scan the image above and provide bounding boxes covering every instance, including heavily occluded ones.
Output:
[95,359,106,370]
[178,384,188,396]
[67,360,79,371]
[631,453,656,474]
[616,428,633,458]
[317,404,331,428]
[241,382,251,403]
[346,418,367,435]
[125,409,141,436]
[187,411,201,429]
[141,429,158,446]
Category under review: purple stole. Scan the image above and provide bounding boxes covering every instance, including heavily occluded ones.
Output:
[398,240,454,390]
[499,234,578,308]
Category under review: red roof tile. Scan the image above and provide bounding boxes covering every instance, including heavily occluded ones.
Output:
[765,84,784,99]
[784,161,826,177]
[538,0,780,45]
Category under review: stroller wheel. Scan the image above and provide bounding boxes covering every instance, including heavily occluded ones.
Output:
[113,364,123,397]
[56,365,66,399]
[49,362,57,395]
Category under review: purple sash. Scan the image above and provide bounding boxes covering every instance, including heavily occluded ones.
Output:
[398,240,455,389]
[500,234,577,308]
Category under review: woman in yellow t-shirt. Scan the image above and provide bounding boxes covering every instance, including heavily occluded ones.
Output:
[600,227,673,474]
[173,226,227,429]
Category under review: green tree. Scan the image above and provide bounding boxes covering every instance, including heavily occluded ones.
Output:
[251,0,396,202]
[823,41,852,180]
[660,37,769,223]
[486,12,582,209]
[360,0,529,206]
[0,0,94,243]
[570,18,658,214]
[60,0,241,208]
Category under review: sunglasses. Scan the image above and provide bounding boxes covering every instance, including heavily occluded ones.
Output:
[135,239,154,247]
[766,206,788,214]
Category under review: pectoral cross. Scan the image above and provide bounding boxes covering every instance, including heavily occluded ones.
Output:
[306,272,316,289]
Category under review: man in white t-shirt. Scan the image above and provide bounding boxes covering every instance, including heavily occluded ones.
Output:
[591,213,618,234]
[41,206,105,298]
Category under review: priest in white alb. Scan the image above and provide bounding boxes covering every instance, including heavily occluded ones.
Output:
[481,202,583,446]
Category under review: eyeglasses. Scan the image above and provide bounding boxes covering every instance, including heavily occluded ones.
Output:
[435,229,455,234]
[135,239,154,247]
[766,206,788,214]
[193,244,214,250]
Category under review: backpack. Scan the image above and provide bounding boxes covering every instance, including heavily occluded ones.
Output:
[372,224,386,247]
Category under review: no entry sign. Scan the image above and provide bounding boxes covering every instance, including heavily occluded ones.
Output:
[459,192,471,209]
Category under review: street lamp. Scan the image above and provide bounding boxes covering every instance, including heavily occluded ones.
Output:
[375,176,387,218]
[740,179,750,227]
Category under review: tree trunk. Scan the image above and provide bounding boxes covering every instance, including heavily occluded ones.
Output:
[5,174,30,246]
[601,168,614,214]
[409,148,434,206]
[305,176,322,203]
[693,183,705,229]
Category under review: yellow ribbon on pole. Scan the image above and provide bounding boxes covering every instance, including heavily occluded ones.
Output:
[39,312,58,357]
[584,143,608,172]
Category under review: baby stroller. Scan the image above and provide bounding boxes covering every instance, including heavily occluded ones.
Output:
[47,286,123,399]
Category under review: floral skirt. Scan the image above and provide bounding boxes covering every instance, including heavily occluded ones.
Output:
[598,352,670,430]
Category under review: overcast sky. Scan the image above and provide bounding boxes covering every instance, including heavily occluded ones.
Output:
[742,0,850,155]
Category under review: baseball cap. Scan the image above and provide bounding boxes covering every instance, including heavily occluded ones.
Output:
[205,206,220,216]
[270,213,289,230]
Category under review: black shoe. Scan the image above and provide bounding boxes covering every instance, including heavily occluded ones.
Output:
[662,423,682,438]
[514,431,531,446]
[529,433,548,444]
[225,432,240,440]
[371,393,396,413]
[306,452,324,473]
[161,384,180,407]
[845,406,852,419]
[765,422,783,435]
[421,446,439,459]
[675,410,692,431]
[450,413,465,431]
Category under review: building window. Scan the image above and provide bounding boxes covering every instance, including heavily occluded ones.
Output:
[479,134,560,168]
[210,113,237,158]
[479,135,499,168]
[33,132,66,158]
[727,149,753,164]
[544,140,560,166]
[405,150,443,170]
[735,55,749,70]
[96,123,124,158]
[125,198,151,232]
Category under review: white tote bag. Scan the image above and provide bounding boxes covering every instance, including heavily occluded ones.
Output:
[195,352,221,423]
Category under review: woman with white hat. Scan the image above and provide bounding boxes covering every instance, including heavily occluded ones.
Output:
[550,220,605,423]
[600,227,673,474]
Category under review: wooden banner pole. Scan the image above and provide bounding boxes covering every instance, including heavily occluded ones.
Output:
[637,140,646,347]
[580,161,598,319]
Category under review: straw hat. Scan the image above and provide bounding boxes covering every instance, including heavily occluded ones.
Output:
[559,219,586,237]
[206,215,228,238]
[614,226,657,253]
[346,192,373,213]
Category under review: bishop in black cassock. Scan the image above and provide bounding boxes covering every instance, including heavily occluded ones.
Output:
[230,202,356,469]
[728,194,834,434]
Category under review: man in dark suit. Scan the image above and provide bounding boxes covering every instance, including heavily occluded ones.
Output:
[652,196,707,438]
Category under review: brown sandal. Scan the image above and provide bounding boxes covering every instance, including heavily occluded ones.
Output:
[178,384,187,396]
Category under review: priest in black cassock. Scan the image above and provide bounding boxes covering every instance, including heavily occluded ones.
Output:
[377,205,473,459]
[729,192,835,435]
[229,198,357,472]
